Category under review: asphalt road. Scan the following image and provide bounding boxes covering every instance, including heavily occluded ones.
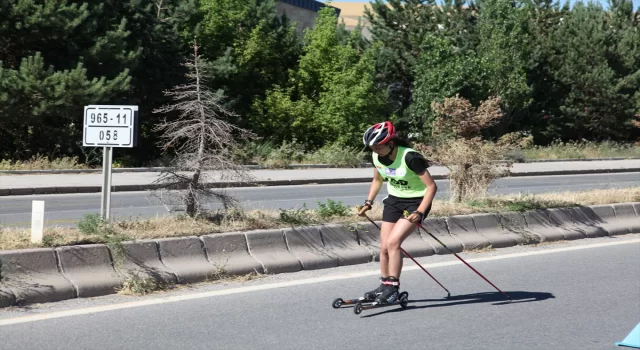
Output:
[1,172,639,227]
[0,235,638,350]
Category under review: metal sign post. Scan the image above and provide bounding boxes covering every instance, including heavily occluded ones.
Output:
[83,105,138,221]
[100,147,114,220]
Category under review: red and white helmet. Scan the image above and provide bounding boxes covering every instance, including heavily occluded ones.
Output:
[363,121,397,147]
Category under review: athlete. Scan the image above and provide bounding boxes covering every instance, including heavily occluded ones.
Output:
[358,121,438,304]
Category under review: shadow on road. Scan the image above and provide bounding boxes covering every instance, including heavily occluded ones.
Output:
[359,290,555,318]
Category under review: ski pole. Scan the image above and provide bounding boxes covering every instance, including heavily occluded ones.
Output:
[356,207,451,298]
[401,210,512,301]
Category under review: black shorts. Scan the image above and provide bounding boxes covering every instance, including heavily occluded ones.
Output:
[382,195,431,223]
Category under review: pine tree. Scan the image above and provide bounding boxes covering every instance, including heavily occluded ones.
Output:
[549,1,635,140]
[0,1,133,160]
[521,0,569,143]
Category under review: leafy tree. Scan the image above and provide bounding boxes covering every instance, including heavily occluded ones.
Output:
[254,7,385,147]
[365,0,477,134]
[476,0,533,136]
[197,0,301,129]
[412,34,486,139]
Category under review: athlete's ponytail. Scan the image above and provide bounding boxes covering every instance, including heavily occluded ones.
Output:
[390,136,412,149]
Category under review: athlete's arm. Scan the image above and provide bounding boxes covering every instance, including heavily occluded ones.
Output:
[358,168,383,216]
[416,170,437,214]
[405,170,437,223]
[404,152,437,223]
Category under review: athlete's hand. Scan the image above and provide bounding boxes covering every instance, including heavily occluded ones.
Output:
[403,210,423,224]
[356,205,371,217]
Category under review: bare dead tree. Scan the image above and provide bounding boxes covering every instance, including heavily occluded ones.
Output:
[152,41,254,217]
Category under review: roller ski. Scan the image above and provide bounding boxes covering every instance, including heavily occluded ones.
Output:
[332,277,409,315]
[332,276,389,309]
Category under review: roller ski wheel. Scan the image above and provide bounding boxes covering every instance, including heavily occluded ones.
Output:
[331,297,366,309]
[354,302,364,315]
[399,291,409,308]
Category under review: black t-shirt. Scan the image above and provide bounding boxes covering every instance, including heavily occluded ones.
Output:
[376,151,430,175]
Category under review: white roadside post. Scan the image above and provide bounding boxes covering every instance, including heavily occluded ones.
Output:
[83,105,139,221]
[31,200,45,243]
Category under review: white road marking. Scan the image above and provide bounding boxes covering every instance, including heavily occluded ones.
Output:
[0,238,638,326]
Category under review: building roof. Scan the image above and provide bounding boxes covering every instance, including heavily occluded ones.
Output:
[279,0,341,15]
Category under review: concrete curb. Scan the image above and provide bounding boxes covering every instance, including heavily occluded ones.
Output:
[470,213,519,249]
[446,215,491,251]
[155,237,216,284]
[121,240,178,285]
[245,229,302,274]
[284,227,337,270]
[319,224,371,266]
[2,167,640,196]
[201,232,264,276]
[56,245,123,298]
[0,248,76,305]
[0,202,638,308]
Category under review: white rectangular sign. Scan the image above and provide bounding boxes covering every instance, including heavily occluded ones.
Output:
[83,105,138,147]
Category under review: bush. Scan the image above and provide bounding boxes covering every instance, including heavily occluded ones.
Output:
[316,199,351,218]
[304,143,364,167]
[425,95,531,202]
[232,139,276,164]
[261,140,306,168]
[279,204,315,226]
[77,213,105,234]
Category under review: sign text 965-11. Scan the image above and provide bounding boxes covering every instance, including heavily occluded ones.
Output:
[83,105,138,148]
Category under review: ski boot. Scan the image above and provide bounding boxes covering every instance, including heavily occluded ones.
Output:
[363,276,389,301]
[374,277,400,305]
[353,277,409,315]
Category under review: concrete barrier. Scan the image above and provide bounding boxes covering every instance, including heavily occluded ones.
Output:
[156,237,216,284]
[0,284,15,308]
[283,227,337,270]
[547,208,587,240]
[568,207,608,238]
[245,230,302,274]
[352,221,382,260]
[319,224,371,266]
[498,212,543,245]
[470,213,518,248]
[419,217,463,254]
[0,248,75,305]
[523,210,565,242]
[612,203,640,233]
[57,245,122,298]
[446,215,490,250]
[588,205,628,236]
[121,241,177,284]
[202,232,264,275]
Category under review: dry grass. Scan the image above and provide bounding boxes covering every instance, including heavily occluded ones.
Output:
[519,140,640,161]
[116,268,264,296]
[0,187,638,251]
[0,155,86,171]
